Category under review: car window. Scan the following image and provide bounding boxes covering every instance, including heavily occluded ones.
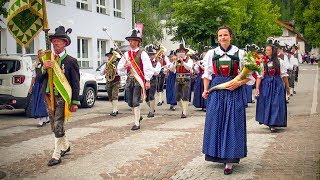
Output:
[0,60,21,74]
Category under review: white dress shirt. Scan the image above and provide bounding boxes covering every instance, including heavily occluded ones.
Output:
[117,47,154,81]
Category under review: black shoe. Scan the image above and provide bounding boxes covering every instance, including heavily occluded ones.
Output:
[224,168,233,175]
[110,112,117,116]
[181,113,187,118]
[60,146,70,157]
[131,125,140,130]
[270,129,277,133]
[147,112,154,118]
[47,158,61,166]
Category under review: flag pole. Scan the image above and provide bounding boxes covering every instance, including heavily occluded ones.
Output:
[42,0,55,115]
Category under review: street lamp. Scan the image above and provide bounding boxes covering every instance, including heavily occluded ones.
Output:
[132,0,142,28]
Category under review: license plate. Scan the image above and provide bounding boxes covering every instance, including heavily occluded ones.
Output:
[0,79,2,85]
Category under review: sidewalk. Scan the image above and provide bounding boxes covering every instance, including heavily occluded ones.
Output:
[253,113,320,180]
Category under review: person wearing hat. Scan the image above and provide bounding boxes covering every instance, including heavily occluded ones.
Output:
[154,45,170,106]
[100,48,121,116]
[166,50,178,111]
[168,44,193,118]
[276,42,291,102]
[117,29,154,130]
[145,45,161,117]
[289,44,300,95]
[42,26,80,166]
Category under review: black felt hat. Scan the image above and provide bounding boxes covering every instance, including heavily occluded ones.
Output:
[176,43,189,53]
[49,26,72,46]
[169,50,176,56]
[125,29,142,42]
[145,44,156,54]
[105,48,114,56]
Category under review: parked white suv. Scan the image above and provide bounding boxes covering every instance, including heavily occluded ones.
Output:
[0,54,97,117]
[95,62,127,98]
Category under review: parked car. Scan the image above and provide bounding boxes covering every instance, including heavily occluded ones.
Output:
[0,54,97,117]
[95,62,127,98]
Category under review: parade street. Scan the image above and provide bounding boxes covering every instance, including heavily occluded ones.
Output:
[0,64,319,180]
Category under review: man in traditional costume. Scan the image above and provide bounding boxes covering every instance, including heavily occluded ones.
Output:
[145,45,161,117]
[42,26,80,166]
[100,48,121,116]
[168,44,193,118]
[154,45,170,106]
[117,29,154,130]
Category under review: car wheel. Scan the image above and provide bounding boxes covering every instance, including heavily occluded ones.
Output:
[81,87,96,108]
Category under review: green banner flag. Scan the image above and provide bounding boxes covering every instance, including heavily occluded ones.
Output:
[6,0,44,47]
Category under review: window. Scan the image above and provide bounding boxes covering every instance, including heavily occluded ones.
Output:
[17,40,34,54]
[114,0,122,18]
[77,0,89,10]
[97,40,108,67]
[96,0,108,14]
[47,0,64,5]
[77,38,90,68]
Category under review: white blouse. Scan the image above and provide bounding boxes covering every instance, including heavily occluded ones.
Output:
[202,45,255,85]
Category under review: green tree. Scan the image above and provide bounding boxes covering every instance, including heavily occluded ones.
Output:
[163,0,281,49]
[0,0,9,29]
[134,0,163,46]
[292,0,309,34]
[234,0,282,47]
[303,0,320,46]
[0,0,9,18]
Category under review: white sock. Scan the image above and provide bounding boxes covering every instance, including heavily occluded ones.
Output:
[133,106,140,126]
[178,100,183,109]
[52,137,62,159]
[182,101,188,115]
[225,163,233,169]
[61,136,70,151]
[158,92,162,103]
[38,117,46,125]
[112,100,118,113]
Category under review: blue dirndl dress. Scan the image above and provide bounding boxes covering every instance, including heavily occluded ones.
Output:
[255,69,287,127]
[203,76,247,163]
[31,79,48,118]
[192,73,206,109]
[245,85,253,103]
[166,72,177,105]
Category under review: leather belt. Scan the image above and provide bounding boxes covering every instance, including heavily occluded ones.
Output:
[176,73,191,78]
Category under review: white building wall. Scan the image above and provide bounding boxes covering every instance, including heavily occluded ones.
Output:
[0,0,132,74]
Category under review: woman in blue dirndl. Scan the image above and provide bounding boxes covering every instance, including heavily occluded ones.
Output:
[202,26,254,175]
[255,44,289,133]
[29,50,49,127]
[192,59,206,111]
[165,51,177,110]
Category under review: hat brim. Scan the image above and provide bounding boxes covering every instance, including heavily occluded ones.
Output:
[49,35,71,46]
[176,48,189,53]
[125,37,142,42]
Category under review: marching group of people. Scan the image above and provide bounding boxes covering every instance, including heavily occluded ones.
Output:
[29,25,303,175]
